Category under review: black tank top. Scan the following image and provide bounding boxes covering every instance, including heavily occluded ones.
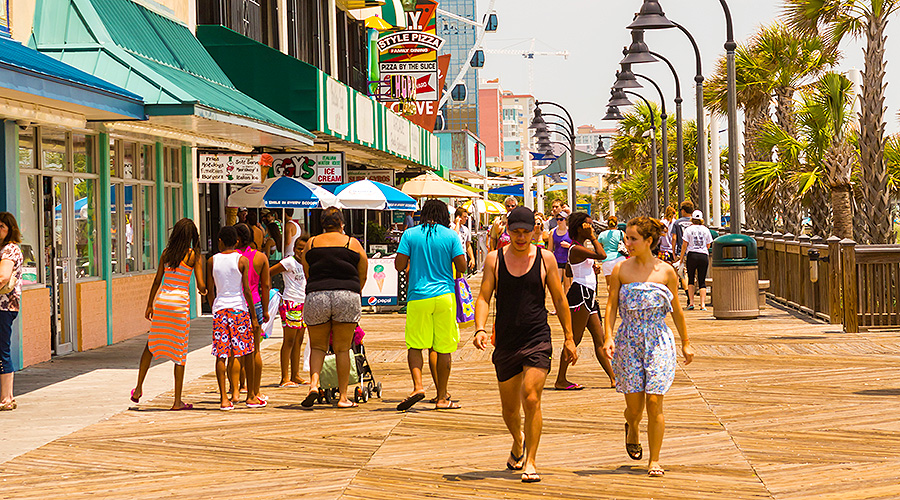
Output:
[495,247,551,351]
[305,235,361,294]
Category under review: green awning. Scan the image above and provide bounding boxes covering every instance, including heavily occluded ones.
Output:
[535,150,608,176]
[32,0,314,148]
[197,25,438,169]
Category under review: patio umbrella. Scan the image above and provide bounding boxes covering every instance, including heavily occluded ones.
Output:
[333,179,417,211]
[226,176,337,209]
[401,171,481,199]
[333,179,417,250]
[462,199,506,215]
[365,15,394,31]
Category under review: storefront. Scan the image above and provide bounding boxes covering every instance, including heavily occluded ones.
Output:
[4,0,316,369]
[0,33,145,368]
[196,25,440,245]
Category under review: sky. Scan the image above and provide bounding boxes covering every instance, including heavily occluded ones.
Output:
[474,0,900,138]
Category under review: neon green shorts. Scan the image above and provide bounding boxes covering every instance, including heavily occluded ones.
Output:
[405,293,459,354]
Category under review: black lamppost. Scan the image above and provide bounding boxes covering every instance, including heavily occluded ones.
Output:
[630,0,740,233]
[621,30,684,210]
[530,101,577,208]
[629,6,705,221]
[607,87,660,218]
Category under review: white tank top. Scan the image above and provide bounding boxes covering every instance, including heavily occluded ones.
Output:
[284,220,302,258]
[212,252,248,313]
[568,246,597,291]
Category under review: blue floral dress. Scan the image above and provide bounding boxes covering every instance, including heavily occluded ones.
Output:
[613,282,677,395]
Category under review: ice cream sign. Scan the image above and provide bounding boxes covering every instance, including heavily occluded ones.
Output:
[361,258,399,306]
[270,152,346,184]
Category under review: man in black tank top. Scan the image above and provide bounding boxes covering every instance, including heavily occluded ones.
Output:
[474,206,577,483]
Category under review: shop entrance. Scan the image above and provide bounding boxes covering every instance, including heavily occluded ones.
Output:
[42,176,76,355]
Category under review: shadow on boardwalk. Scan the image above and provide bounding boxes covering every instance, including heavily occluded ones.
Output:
[2,274,900,499]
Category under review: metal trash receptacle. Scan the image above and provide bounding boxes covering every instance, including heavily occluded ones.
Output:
[710,234,759,319]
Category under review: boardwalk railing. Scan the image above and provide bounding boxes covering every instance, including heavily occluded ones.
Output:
[728,230,900,333]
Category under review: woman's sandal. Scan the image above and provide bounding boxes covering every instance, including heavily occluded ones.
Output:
[506,451,525,471]
[300,389,320,409]
[625,423,642,460]
[521,472,542,483]
[648,465,665,477]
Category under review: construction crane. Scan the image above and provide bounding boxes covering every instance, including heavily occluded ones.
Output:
[483,38,569,94]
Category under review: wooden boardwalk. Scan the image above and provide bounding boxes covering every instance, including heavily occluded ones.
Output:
[3,274,900,499]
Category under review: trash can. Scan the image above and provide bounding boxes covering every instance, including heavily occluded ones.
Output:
[710,234,759,319]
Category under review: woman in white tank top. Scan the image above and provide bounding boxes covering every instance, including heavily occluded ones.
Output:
[555,212,616,390]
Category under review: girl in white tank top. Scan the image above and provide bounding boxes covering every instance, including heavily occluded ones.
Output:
[212,252,248,312]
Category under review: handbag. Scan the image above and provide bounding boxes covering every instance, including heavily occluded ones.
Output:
[454,277,475,324]
[0,274,16,295]
[617,231,629,257]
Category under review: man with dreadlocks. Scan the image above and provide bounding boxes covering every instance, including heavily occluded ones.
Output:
[395,199,468,411]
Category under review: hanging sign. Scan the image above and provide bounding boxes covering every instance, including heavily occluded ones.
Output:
[377,0,444,119]
[198,154,262,183]
[348,169,396,185]
[270,152,346,184]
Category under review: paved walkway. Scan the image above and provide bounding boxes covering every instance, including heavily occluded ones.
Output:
[2,274,900,499]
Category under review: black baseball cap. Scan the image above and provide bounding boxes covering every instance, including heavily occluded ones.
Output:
[507,206,536,231]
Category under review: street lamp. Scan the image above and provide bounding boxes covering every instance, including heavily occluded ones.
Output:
[621,31,685,210]
[607,89,660,218]
[530,101,577,208]
[634,73,667,217]
[603,105,625,122]
[595,137,607,156]
[630,0,740,232]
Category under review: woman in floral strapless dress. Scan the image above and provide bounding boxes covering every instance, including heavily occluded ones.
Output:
[602,217,694,478]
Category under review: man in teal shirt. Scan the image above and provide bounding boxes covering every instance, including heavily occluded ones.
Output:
[395,200,467,411]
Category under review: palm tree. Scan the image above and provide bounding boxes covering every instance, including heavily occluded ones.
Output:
[707,43,776,231]
[752,22,840,137]
[745,72,857,238]
[809,72,856,238]
[784,0,900,244]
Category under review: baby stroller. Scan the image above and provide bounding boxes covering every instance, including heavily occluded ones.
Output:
[318,325,383,404]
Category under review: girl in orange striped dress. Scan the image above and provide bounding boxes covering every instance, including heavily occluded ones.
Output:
[131,219,206,410]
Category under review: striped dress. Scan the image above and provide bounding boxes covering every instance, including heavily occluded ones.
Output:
[148,261,192,365]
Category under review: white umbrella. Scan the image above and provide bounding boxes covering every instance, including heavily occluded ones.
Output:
[401,171,481,198]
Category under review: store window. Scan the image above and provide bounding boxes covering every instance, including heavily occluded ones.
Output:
[18,174,41,285]
[73,178,98,277]
[42,129,67,171]
[124,185,138,272]
[110,184,120,274]
[141,185,155,270]
[73,135,93,174]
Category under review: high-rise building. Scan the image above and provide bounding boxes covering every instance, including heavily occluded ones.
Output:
[575,125,617,154]
[479,79,503,162]
[500,91,536,161]
[437,0,479,133]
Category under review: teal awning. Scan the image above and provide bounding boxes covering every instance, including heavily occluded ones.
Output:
[32,0,314,148]
[0,36,143,120]
[535,150,607,176]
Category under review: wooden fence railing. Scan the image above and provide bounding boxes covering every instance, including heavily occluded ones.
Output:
[716,229,900,333]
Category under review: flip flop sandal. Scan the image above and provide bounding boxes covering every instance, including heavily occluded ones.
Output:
[434,399,462,410]
[521,472,542,483]
[170,403,193,411]
[336,402,359,408]
[397,392,426,411]
[648,466,665,477]
[625,423,642,460]
[247,399,267,408]
[555,384,584,390]
[0,400,17,411]
[506,451,525,470]
[279,381,301,388]
[219,403,235,411]
[300,390,319,409]
[428,394,451,404]
[130,389,140,403]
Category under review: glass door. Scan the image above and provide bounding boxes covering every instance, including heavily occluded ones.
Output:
[42,176,76,355]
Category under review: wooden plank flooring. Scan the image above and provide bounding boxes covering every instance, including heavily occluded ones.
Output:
[3,274,900,499]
